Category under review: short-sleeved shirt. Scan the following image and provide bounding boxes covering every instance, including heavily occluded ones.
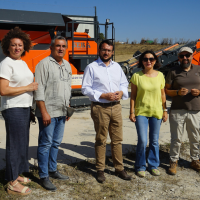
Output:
[130,71,165,119]
[166,64,200,110]
[34,56,72,118]
[0,57,34,111]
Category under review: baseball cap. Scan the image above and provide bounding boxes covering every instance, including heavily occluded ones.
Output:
[178,47,193,55]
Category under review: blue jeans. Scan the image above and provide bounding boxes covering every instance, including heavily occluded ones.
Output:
[135,115,162,172]
[37,116,66,178]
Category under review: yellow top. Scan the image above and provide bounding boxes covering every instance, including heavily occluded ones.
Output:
[130,71,165,119]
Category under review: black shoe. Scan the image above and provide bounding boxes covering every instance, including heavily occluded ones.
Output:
[40,177,57,191]
[115,170,132,180]
[49,171,69,180]
[96,171,106,183]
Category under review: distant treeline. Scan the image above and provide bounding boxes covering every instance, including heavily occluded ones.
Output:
[117,38,191,45]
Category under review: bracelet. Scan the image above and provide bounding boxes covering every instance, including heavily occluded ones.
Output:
[163,109,168,112]
[176,89,179,96]
[130,112,134,114]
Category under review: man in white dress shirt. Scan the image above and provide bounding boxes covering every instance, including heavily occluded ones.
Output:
[82,40,131,183]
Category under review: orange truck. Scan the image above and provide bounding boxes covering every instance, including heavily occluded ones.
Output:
[0,8,114,108]
[192,39,200,65]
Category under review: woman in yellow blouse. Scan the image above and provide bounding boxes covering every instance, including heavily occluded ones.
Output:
[129,50,168,177]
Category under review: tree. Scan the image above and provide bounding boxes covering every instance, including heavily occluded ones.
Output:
[99,33,105,40]
[126,38,129,44]
[169,38,173,45]
[140,38,146,44]
[153,38,158,45]
[160,38,169,45]
[131,40,137,44]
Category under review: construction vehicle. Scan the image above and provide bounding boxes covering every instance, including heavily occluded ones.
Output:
[1,9,200,110]
[119,40,200,82]
[0,8,115,109]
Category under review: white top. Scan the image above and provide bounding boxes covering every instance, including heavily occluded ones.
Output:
[81,57,129,103]
[0,57,34,111]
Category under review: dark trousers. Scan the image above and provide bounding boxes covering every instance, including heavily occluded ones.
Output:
[2,107,30,181]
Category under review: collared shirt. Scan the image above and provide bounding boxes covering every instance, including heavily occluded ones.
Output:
[166,64,200,110]
[81,57,129,103]
[34,55,72,118]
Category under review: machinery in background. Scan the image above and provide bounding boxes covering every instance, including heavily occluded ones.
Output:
[119,40,200,82]
[0,8,115,109]
[1,8,200,109]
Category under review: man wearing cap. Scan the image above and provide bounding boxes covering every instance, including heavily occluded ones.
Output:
[165,47,200,175]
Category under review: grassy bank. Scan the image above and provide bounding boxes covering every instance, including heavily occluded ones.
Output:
[114,43,170,62]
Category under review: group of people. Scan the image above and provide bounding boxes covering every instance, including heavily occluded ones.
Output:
[0,27,200,196]
[0,28,71,195]
[129,46,200,178]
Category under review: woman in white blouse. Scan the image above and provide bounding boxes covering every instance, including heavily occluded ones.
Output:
[0,27,38,196]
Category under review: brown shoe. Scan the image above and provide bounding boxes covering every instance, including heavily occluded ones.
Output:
[168,160,178,175]
[191,160,200,172]
[115,170,132,180]
[96,171,106,183]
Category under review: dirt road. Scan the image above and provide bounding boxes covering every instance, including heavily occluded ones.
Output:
[1,97,200,199]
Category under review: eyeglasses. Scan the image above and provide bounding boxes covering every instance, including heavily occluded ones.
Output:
[142,58,155,62]
[100,49,113,53]
[179,54,191,59]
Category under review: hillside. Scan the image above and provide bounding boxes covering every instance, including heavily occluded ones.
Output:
[115,43,170,62]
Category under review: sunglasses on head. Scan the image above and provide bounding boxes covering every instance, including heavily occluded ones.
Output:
[179,54,191,59]
[142,58,155,62]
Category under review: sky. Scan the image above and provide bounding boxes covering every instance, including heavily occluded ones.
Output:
[0,0,200,44]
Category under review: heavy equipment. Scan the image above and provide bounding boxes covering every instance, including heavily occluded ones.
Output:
[119,40,200,82]
[1,8,200,110]
[0,8,115,109]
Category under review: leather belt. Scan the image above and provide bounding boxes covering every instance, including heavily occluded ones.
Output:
[92,101,120,106]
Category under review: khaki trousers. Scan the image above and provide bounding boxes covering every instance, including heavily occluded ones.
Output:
[91,103,124,171]
[169,109,200,162]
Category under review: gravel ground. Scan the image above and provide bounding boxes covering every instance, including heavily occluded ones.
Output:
[0,141,200,200]
[0,95,199,200]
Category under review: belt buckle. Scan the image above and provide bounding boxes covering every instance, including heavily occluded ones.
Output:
[110,102,116,106]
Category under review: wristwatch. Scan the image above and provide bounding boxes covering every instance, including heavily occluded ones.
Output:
[176,89,179,96]
[163,109,168,112]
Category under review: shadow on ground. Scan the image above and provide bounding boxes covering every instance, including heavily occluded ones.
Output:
[0,142,194,200]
